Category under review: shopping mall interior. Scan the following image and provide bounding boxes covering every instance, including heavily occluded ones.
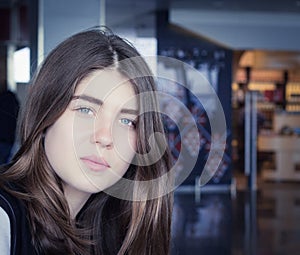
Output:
[1,0,300,254]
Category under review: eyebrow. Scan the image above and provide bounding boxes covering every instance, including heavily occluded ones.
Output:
[120,108,139,115]
[72,94,139,115]
[72,94,103,105]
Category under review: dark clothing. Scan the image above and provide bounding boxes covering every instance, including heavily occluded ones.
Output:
[0,91,19,164]
[0,187,36,255]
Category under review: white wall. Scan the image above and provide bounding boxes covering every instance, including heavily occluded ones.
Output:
[42,0,101,57]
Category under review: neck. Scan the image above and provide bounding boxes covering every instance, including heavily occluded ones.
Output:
[63,184,91,219]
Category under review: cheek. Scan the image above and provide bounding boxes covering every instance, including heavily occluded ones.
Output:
[113,129,137,163]
[128,131,137,152]
[72,119,93,149]
[44,114,75,170]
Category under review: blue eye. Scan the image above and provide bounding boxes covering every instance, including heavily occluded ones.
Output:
[76,107,94,115]
[120,118,136,128]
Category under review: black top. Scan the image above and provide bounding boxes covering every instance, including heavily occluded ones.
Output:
[0,188,36,255]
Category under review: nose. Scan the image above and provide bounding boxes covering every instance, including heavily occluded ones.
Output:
[91,114,113,149]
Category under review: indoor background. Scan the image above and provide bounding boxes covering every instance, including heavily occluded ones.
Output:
[1,1,300,254]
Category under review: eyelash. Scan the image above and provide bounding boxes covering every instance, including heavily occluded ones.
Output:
[120,118,137,128]
[74,106,95,116]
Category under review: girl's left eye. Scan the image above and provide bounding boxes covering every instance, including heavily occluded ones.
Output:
[120,118,136,128]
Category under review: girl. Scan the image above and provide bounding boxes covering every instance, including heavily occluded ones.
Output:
[0,28,173,255]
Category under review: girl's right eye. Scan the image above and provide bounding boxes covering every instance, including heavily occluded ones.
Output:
[75,107,95,116]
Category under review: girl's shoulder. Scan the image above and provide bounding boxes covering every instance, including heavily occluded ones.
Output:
[0,186,26,230]
[0,187,36,255]
[0,195,11,255]
[0,187,23,220]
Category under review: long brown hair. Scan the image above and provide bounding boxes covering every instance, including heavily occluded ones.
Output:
[0,28,173,254]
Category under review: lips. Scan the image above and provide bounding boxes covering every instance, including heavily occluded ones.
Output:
[80,155,110,172]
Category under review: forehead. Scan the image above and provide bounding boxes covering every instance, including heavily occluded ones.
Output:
[75,69,137,108]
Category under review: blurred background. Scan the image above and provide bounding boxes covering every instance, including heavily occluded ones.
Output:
[1,0,300,254]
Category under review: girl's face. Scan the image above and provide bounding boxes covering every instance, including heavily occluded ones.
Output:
[44,69,138,197]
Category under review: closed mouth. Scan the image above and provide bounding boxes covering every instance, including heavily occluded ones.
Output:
[80,155,110,172]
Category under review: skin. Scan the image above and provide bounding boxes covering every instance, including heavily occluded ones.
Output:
[44,69,138,217]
